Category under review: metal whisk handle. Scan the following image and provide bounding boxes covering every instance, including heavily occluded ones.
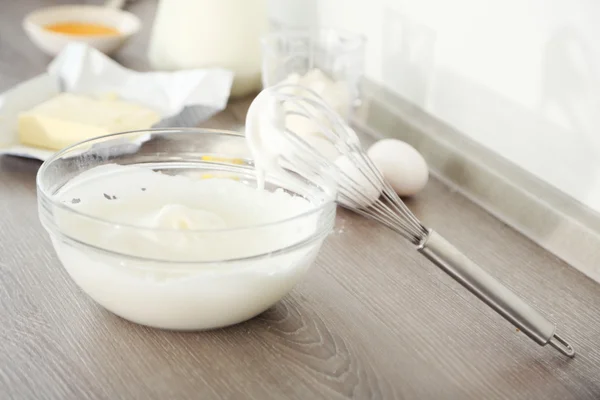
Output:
[418,230,575,357]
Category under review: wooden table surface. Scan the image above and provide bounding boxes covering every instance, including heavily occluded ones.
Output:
[2,1,600,399]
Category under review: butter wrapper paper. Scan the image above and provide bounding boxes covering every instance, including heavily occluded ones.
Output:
[0,43,234,161]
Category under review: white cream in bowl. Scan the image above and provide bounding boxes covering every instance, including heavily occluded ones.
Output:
[47,164,332,330]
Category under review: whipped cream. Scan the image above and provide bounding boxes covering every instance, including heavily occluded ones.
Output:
[245,86,381,209]
[51,164,325,330]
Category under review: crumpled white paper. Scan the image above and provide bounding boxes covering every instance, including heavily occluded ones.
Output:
[0,42,234,161]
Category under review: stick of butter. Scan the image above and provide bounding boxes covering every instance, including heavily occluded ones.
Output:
[18,93,161,151]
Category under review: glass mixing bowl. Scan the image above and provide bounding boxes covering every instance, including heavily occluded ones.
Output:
[37,128,337,330]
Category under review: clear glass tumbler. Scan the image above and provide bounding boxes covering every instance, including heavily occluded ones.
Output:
[261,28,366,120]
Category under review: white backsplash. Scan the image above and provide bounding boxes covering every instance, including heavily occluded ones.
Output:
[267,0,317,29]
[313,0,600,214]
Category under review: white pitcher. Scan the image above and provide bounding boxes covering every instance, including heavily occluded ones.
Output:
[148,0,267,97]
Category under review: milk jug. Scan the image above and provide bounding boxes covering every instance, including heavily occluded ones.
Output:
[148,0,268,97]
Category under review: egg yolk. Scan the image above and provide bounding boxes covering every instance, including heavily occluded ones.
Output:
[44,22,120,36]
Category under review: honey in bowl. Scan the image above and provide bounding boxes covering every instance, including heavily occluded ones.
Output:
[44,22,120,36]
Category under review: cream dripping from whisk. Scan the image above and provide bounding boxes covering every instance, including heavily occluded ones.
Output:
[245,88,382,207]
[245,94,287,190]
[245,92,337,193]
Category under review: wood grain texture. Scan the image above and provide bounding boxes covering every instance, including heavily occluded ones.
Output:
[2,1,600,399]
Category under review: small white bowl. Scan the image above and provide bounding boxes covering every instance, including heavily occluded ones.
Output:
[23,5,140,56]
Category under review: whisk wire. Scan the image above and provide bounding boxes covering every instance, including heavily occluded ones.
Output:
[273,86,428,240]
[247,84,575,357]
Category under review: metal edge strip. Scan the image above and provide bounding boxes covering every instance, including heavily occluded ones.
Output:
[353,80,600,284]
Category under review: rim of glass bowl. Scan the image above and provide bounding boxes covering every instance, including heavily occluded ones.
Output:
[261,27,367,55]
[36,128,338,264]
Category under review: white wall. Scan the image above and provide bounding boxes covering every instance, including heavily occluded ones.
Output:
[316,0,600,213]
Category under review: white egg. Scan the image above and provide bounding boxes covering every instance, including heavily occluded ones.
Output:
[367,139,428,196]
[335,153,383,208]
